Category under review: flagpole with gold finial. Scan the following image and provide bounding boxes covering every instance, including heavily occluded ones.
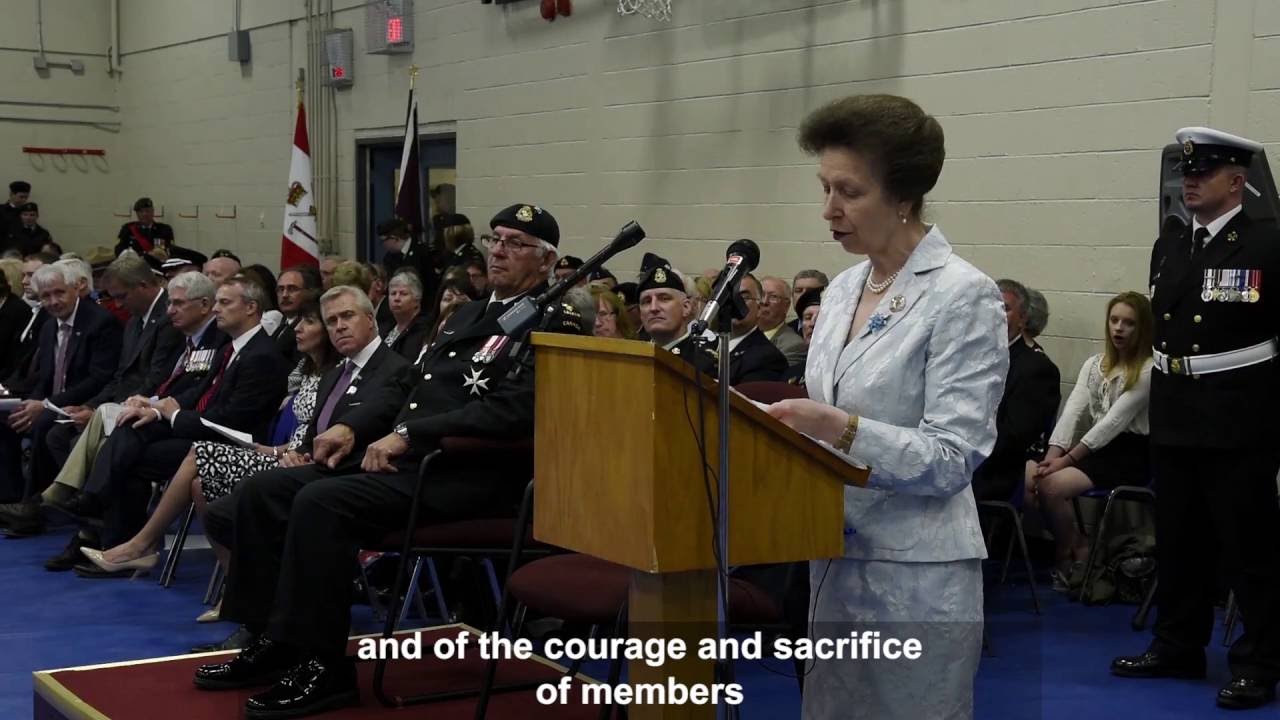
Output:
[409,64,419,89]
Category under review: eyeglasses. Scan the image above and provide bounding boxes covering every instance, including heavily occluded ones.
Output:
[482,235,542,253]
[761,293,787,305]
[738,292,759,304]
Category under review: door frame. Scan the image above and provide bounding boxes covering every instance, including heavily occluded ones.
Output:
[355,132,456,262]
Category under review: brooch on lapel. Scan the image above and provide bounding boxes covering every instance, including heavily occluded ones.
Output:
[868,313,889,333]
[1227,231,1238,243]
[889,295,906,313]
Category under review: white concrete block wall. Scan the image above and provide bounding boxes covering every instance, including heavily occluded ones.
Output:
[0,0,117,251]
[5,0,1276,398]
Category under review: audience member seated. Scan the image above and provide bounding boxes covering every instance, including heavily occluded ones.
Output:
[787,269,828,333]
[319,255,342,290]
[1024,287,1050,351]
[0,262,30,379]
[1,253,54,399]
[365,261,393,334]
[758,276,807,366]
[971,279,1061,502]
[191,203,580,717]
[114,197,207,269]
[27,272,225,550]
[1025,291,1154,591]
[239,264,282,336]
[204,253,242,285]
[10,254,183,526]
[782,287,821,384]
[440,214,484,280]
[554,255,587,286]
[615,281,640,332]
[83,297,342,584]
[591,284,637,339]
[638,263,715,366]
[589,266,617,289]
[49,274,289,578]
[383,268,431,360]
[719,273,787,383]
[0,263,122,502]
[271,265,322,361]
[6,202,52,257]
[162,256,199,279]
[458,256,485,297]
[423,275,482,352]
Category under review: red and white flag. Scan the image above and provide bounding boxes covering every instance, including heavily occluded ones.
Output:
[281,101,319,268]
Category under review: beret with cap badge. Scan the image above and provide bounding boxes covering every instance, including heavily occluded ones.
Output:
[490,204,559,247]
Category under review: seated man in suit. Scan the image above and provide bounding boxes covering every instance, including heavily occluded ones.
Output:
[193,203,585,719]
[1,253,54,399]
[971,279,1061,502]
[51,274,289,576]
[7,202,53,257]
[0,253,183,536]
[0,263,122,502]
[272,265,323,362]
[30,271,226,561]
[758,276,807,366]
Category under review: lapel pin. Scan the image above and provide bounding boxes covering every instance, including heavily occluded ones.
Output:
[868,313,889,333]
[1227,231,1238,243]
[889,295,906,312]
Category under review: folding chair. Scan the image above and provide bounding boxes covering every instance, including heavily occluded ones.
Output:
[1072,483,1156,603]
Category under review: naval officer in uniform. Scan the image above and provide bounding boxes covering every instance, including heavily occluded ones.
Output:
[1112,127,1280,710]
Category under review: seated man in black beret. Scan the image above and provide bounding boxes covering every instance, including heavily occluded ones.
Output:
[554,255,587,286]
[7,202,53,257]
[193,203,585,720]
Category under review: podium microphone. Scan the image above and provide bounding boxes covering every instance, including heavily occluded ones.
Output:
[691,238,760,335]
[498,221,646,337]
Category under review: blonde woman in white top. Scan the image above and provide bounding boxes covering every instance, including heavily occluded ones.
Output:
[1026,291,1155,588]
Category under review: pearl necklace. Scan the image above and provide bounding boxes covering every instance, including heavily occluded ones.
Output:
[865,270,899,294]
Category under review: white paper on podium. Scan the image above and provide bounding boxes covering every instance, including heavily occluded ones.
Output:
[199,419,255,448]
[734,390,868,471]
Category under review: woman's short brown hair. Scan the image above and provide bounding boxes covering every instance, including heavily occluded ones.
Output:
[798,94,945,218]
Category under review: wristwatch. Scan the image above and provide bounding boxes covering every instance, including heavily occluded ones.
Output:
[394,423,411,444]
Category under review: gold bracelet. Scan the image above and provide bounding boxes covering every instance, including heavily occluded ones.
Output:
[834,414,859,453]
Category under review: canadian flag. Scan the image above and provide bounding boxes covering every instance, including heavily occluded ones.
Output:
[281,100,319,268]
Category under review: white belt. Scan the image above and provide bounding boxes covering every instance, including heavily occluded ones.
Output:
[1153,338,1278,376]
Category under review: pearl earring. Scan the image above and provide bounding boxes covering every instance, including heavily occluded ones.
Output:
[900,215,907,224]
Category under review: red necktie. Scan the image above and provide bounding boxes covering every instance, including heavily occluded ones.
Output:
[196,345,234,412]
[155,339,194,397]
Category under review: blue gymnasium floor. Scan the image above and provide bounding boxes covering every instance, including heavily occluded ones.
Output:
[1,529,1269,720]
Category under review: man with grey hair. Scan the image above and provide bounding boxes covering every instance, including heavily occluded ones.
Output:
[9,271,225,545]
[0,262,121,503]
[971,278,1060,502]
[788,268,828,333]
[52,275,288,577]
[758,275,807,366]
[1023,288,1050,350]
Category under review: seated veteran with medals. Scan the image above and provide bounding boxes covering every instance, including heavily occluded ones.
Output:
[193,203,586,720]
[114,197,208,270]
[1112,127,1280,710]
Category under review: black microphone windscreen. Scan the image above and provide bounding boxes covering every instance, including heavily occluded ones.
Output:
[725,238,760,271]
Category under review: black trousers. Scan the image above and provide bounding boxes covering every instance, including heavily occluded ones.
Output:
[1151,443,1280,681]
[32,418,79,495]
[208,456,525,659]
[84,422,192,547]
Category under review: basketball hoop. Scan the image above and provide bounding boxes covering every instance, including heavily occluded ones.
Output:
[617,0,672,22]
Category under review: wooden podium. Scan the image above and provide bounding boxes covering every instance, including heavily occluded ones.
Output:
[530,334,868,718]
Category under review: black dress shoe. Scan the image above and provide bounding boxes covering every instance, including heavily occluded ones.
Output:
[245,657,359,719]
[48,492,102,522]
[44,534,98,572]
[0,500,44,535]
[194,636,298,690]
[191,625,257,654]
[1218,677,1277,709]
[1110,650,1206,679]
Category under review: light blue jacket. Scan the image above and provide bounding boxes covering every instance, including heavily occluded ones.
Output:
[806,226,1007,562]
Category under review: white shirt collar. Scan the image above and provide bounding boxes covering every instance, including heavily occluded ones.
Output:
[229,324,261,358]
[142,289,164,326]
[1193,203,1244,246]
[347,336,382,371]
[487,291,524,307]
[188,315,216,345]
[60,298,81,329]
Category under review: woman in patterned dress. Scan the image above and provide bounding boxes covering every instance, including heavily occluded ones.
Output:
[83,299,339,575]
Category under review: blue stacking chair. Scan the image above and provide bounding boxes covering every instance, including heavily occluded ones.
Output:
[978,470,1040,614]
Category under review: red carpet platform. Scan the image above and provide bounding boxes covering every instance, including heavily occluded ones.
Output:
[33,625,601,720]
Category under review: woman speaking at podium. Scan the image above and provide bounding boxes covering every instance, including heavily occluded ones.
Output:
[768,95,1008,719]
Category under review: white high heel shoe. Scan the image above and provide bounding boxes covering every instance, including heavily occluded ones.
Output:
[80,546,160,572]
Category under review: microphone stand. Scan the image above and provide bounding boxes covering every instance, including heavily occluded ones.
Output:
[694,298,741,720]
